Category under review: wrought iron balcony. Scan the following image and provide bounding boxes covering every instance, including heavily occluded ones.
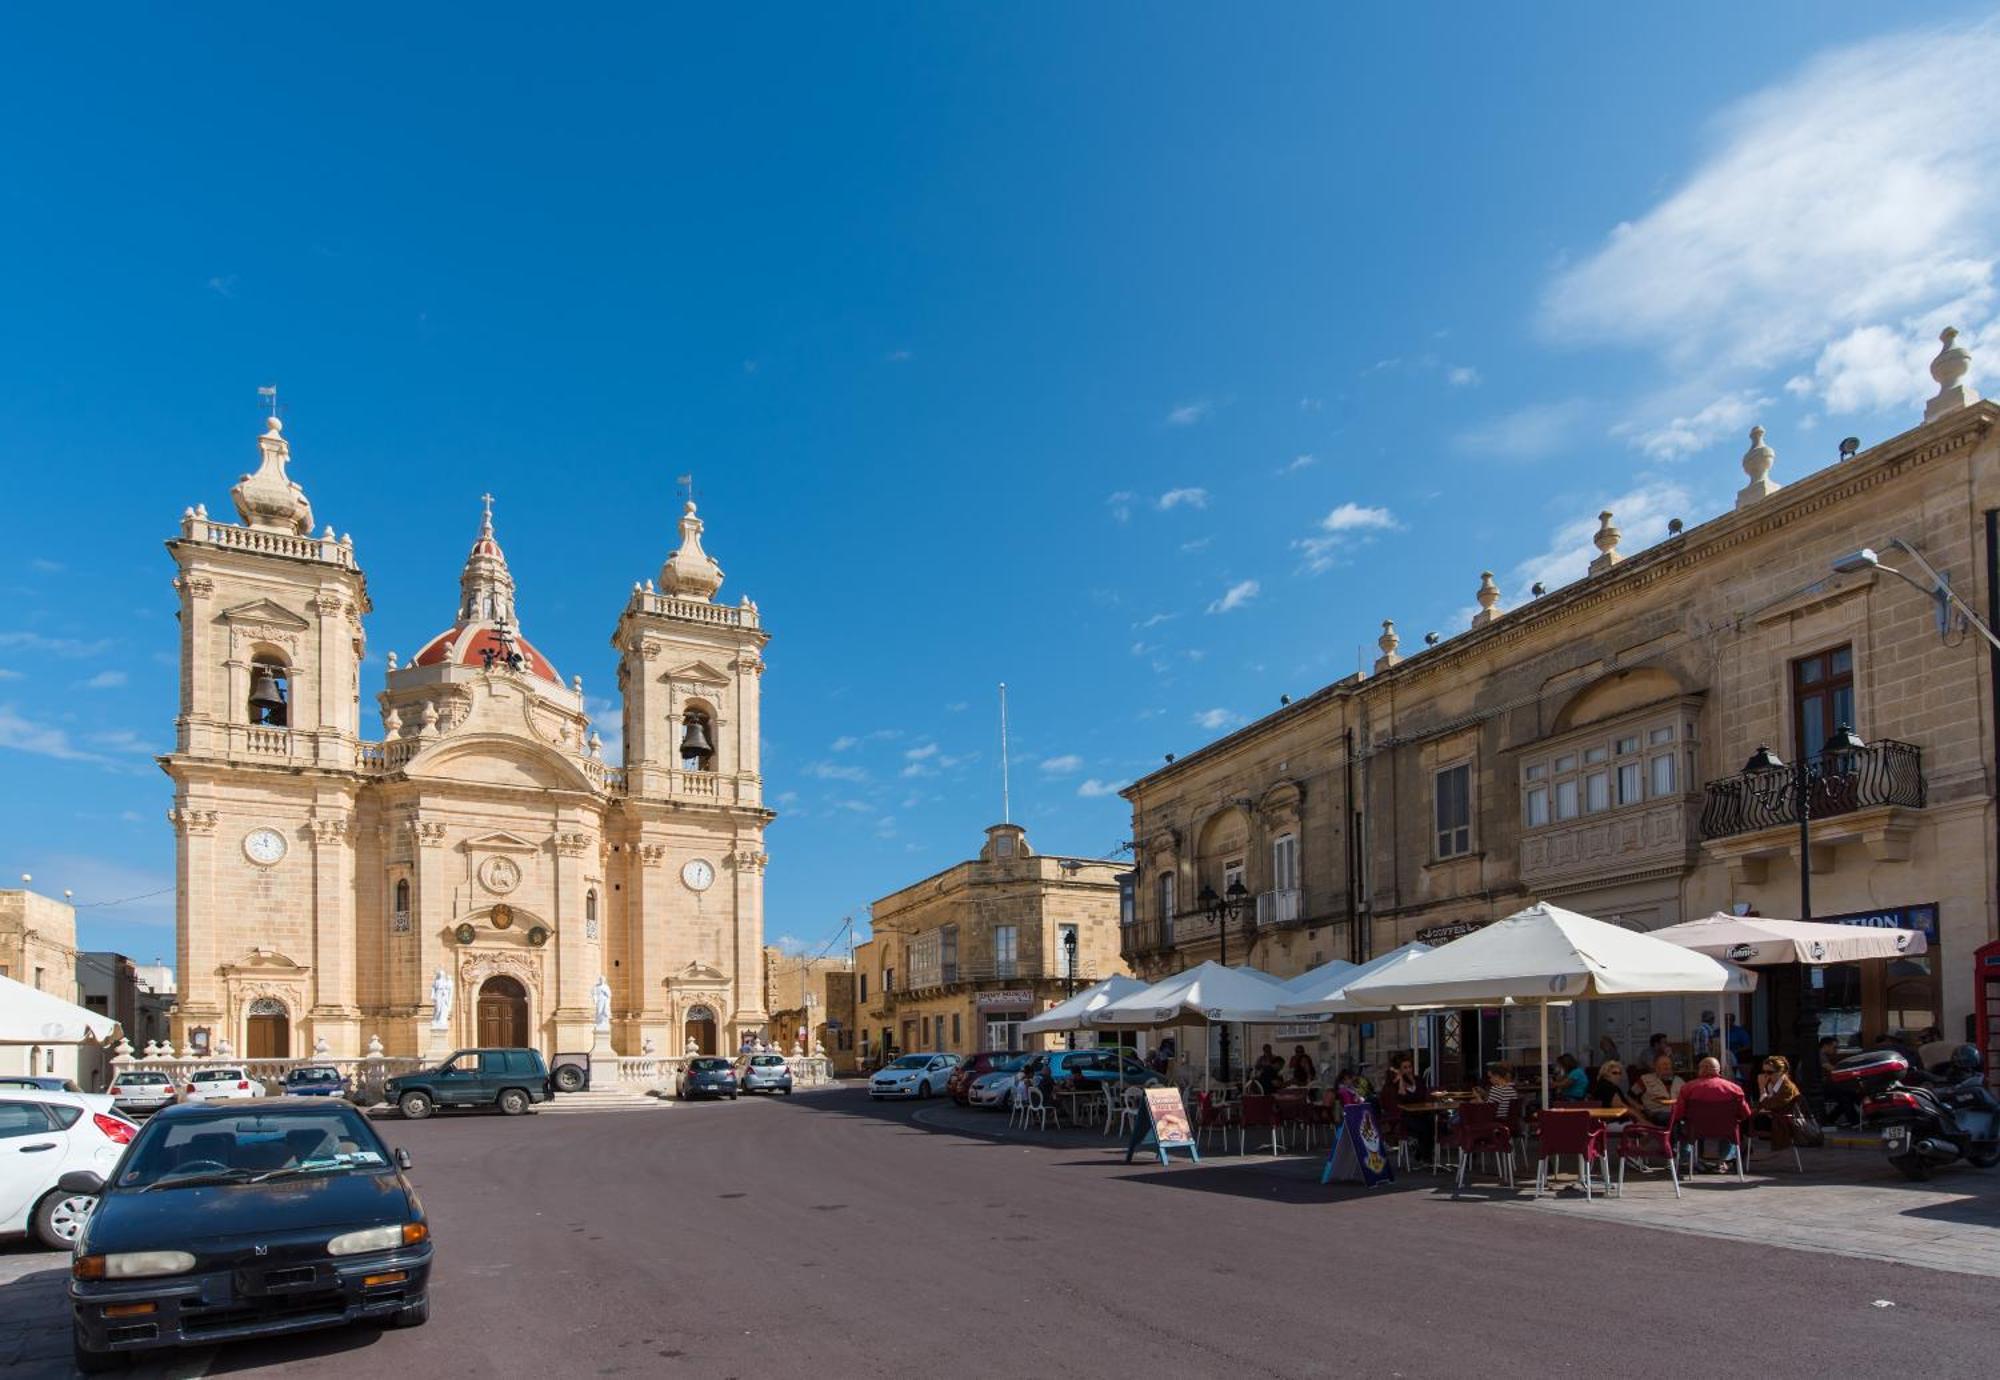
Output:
[1698,738,1925,841]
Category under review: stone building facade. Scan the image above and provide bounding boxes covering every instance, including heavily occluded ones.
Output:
[161,416,773,1061]
[0,889,78,1001]
[853,824,1126,1066]
[764,946,857,1069]
[1123,334,2000,1079]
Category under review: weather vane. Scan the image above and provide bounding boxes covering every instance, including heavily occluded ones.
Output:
[258,384,279,421]
[677,473,696,506]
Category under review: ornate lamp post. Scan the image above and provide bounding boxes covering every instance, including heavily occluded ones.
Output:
[1062,927,1079,1049]
[1197,878,1251,1082]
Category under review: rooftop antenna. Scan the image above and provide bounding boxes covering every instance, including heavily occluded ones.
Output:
[998,681,1012,824]
[258,384,279,422]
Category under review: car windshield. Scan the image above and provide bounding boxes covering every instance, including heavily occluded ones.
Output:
[888,1055,933,1070]
[116,1108,390,1190]
[750,1055,785,1067]
[120,1073,170,1086]
[288,1067,340,1082]
[989,1057,1030,1074]
[691,1058,731,1072]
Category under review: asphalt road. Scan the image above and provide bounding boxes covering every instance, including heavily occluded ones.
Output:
[3,1086,1994,1378]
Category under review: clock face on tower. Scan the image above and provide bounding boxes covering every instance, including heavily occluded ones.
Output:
[243,827,287,866]
[681,858,715,892]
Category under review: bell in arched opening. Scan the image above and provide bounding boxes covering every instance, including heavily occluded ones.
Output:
[248,662,289,727]
[680,709,714,772]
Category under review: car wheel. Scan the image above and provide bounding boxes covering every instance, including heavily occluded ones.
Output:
[399,1091,435,1121]
[552,1063,586,1094]
[1967,1145,2000,1170]
[729,1092,738,1101]
[498,1089,530,1116]
[32,1189,95,1249]
[72,1328,124,1374]
[918,1081,932,1099]
[392,1294,431,1328]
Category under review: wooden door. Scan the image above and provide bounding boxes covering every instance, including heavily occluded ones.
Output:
[477,976,529,1047]
[246,1013,288,1059]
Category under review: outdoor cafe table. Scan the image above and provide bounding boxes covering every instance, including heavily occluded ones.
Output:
[1395,1100,1464,1173]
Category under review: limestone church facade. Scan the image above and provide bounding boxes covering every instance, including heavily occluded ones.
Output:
[162,416,773,1061]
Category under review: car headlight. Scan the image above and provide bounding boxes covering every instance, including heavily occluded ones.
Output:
[74,1251,196,1280]
[328,1222,428,1256]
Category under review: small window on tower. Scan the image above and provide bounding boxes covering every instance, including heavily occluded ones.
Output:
[680,707,716,772]
[393,879,411,933]
[248,657,290,728]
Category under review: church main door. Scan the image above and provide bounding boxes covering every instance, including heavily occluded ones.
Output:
[477,976,530,1047]
[684,1004,717,1056]
[246,998,289,1059]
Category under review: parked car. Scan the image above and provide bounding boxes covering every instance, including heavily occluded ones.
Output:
[180,1068,265,1105]
[967,1056,1034,1109]
[0,1075,114,1116]
[383,1048,553,1119]
[946,1051,1019,1104]
[678,1057,739,1100]
[65,1099,431,1372]
[107,1070,178,1119]
[0,1090,136,1249]
[735,1053,793,1095]
[869,1052,959,1100]
[281,1065,354,1099]
[1044,1049,1161,1090]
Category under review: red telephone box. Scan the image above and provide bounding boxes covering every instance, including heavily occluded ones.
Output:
[1976,939,2000,1083]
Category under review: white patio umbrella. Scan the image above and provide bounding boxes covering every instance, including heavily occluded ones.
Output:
[1273,941,1435,1018]
[1019,975,1151,1036]
[1338,903,1756,1107]
[1273,957,1359,1011]
[0,970,120,1046]
[1090,962,1294,1088]
[1645,913,1926,964]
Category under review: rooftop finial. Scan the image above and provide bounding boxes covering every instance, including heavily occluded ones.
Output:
[1926,326,1979,421]
[1736,424,1780,509]
[1471,571,1502,628]
[660,499,724,601]
[230,410,314,534]
[480,491,495,537]
[1588,510,1623,575]
[1374,619,1402,672]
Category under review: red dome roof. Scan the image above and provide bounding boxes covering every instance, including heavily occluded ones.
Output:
[412,622,562,683]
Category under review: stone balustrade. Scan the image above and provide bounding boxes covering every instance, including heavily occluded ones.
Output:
[606,1053,834,1092]
[110,1041,425,1104]
[183,515,356,569]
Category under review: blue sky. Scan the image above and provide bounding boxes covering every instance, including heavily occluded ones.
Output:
[5,6,1998,962]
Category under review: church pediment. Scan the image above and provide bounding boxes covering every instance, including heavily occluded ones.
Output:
[218,947,310,975]
[220,598,312,631]
[462,830,541,854]
[668,960,729,988]
[404,735,598,794]
[664,660,732,687]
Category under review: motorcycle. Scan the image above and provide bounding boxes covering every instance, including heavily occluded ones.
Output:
[1829,1045,2000,1180]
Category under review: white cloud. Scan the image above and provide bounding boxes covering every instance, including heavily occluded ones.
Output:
[1616,389,1770,459]
[1135,612,1177,630]
[29,558,63,573]
[1157,487,1209,511]
[1540,21,2000,397]
[885,349,913,363]
[1506,480,1692,600]
[1277,453,1317,475]
[1193,707,1242,731]
[1454,399,1592,459]
[805,760,869,783]
[829,735,859,752]
[1447,365,1482,387]
[1206,579,1259,614]
[1077,778,1119,798]
[86,729,156,755]
[1040,754,1082,774]
[1295,503,1400,574]
[0,669,22,681]
[1107,491,1136,524]
[0,631,115,659]
[1320,502,1398,534]
[944,701,969,713]
[904,743,939,761]
[82,670,128,690]
[1807,323,1958,414]
[1298,397,1323,413]
[1166,400,1212,426]
[0,706,103,762]
[1179,536,1212,554]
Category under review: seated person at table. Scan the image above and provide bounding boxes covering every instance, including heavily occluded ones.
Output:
[1332,1068,1364,1106]
[1670,1056,1753,1168]
[1553,1053,1589,1103]
[1382,1054,1427,1103]
[1482,1063,1519,1118]
[1638,1054,1683,1126]
[1287,1045,1317,1087]
[1254,1044,1284,1079]
[1753,1055,1804,1155]
[1643,1031,1673,1071]
[1588,1060,1640,1115]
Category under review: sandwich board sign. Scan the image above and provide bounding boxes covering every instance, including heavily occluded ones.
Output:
[1321,1103,1395,1187]
[1124,1086,1200,1166]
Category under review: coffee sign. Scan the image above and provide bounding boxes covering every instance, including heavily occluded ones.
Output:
[1416,919,1489,944]
[975,990,1034,1012]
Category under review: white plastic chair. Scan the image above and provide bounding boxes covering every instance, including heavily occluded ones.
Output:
[1022,1086,1054,1131]
[1006,1083,1030,1130]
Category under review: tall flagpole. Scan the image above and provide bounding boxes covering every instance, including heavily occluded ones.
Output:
[998,682,1011,824]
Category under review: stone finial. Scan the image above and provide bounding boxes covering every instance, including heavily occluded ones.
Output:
[385,651,399,673]
[419,700,439,734]
[571,674,583,695]
[1926,326,1979,420]
[1471,571,1502,628]
[365,1034,385,1058]
[660,501,725,601]
[1588,510,1623,575]
[1736,425,1780,509]
[1374,619,1402,672]
[230,415,315,534]
[312,1035,331,1056]
[588,730,603,758]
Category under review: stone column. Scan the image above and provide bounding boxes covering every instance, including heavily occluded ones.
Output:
[307,807,360,1057]
[170,806,222,1047]
[551,826,596,1053]
[729,840,770,1043]
[410,815,450,1054]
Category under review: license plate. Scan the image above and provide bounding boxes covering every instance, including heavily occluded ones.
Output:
[1884,1126,1910,1149]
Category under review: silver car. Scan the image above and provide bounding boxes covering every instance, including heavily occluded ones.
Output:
[107,1069,177,1118]
[735,1053,794,1095]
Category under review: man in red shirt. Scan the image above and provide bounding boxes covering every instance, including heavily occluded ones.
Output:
[1670,1056,1753,1171]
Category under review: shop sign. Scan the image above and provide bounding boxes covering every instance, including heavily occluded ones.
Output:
[975,989,1035,1012]
[1415,919,1489,944]
[1818,903,1940,943]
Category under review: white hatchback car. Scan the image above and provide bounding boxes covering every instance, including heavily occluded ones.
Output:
[869,1052,959,1100]
[0,1090,137,1247]
[181,1067,267,1103]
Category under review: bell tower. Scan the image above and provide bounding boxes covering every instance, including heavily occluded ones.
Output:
[163,413,370,1060]
[610,500,773,1050]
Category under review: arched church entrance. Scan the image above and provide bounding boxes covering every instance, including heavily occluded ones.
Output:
[684,1004,718,1056]
[246,997,290,1058]
[477,975,530,1048]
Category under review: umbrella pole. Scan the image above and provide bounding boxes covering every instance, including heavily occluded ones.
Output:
[1538,1001,1550,1111]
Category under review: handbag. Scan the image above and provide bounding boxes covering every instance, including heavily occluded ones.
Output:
[1787,1101,1825,1148]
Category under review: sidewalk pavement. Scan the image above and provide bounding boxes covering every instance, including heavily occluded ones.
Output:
[911,1099,2000,1279]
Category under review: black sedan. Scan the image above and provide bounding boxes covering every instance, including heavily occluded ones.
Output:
[676,1056,739,1101]
[64,1100,432,1372]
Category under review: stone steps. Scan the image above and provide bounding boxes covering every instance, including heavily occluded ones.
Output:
[537,1088,671,1113]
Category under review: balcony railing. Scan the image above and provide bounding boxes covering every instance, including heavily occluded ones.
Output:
[1699,739,1925,841]
[890,957,1100,996]
[1255,888,1302,928]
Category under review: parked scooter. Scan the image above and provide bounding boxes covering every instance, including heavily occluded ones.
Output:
[1830,1045,2000,1180]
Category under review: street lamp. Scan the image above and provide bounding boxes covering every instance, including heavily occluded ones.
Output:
[1198,878,1251,1081]
[1062,927,1079,1049]
[1833,541,2000,651]
[1740,723,1868,923]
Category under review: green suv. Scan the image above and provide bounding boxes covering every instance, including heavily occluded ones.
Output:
[384,1048,555,1119]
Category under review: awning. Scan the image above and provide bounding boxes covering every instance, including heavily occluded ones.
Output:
[0,971,121,1044]
[1644,913,1927,966]
[1018,975,1152,1035]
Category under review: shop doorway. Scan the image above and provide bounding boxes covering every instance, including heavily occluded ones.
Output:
[477,976,530,1047]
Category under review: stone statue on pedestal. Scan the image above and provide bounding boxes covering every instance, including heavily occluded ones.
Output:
[429,968,454,1030]
[590,975,613,1032]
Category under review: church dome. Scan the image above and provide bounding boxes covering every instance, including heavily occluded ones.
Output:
[411,622,562,682]
[409,496,562,683]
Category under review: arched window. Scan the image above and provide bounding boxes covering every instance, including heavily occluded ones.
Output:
[585,888,599,939]
[393,879,412,933]
[680,707,716,772]
[248,655,291,728]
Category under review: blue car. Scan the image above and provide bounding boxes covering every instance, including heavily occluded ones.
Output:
[65,1100,431,1372]
[677,1057,739,1101]
[1044,1049,1160,1088]
[281,1066,353,1099]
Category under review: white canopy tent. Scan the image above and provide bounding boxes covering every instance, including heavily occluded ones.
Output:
[1019,975,1151,1037]
[1273,942,1435,1019]
[1338,903,1756,1107]
[1090,962,1294,1087]
[0,970,120,1080]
